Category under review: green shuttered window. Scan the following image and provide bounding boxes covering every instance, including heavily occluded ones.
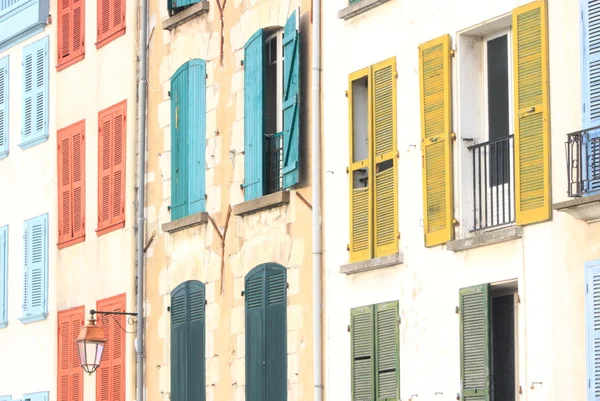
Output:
[350,301,399,401]
[19,214,48,324]
[0,56,8,159]
[0,225,7,327]
[20,36,49,150]
[171,280,206,401]
[245,263,287,401]
[170,59,207,220]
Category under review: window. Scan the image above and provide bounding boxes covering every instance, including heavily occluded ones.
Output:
[23,392,48,401]
[0,56,8,159]
[171,280,206,401]
[58,120,86,248]
[21,36,49,150]
[0,225,7,327]
[167,0,204,15]
[57,0,85,70]
[170,60,206,220]
[96,294,126,401]
[245,263,287,401]
[350,301,399,401]
[96,0,125,49]
[58,306,84,401]
[0,0,49,52]
[97,101,126,236]
[243,10,300,202]
[348,57,398,263]
[19,213,48,324]
[459,283,517,401]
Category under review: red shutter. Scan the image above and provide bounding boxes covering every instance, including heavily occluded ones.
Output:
[58,307,85,401]
[57,0,71,67]
[96,294,126,401]
[96,0,126,49]
[112,106,126,225]
[58,130,71,246]
[57,0,85,70]
[72,125,86,240]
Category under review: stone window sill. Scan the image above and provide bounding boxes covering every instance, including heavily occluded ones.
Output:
[163,1,210,31]
[162,212,208,234]
[340,253,404,275]
[338,0,392,20]
[446,226,522,252]
[233,191,290,217]
[553,194,600,223]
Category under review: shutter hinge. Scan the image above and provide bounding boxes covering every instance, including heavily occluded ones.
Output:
[168,91,171,97]
[450,49,456,57]
[167,306,171,312]
[241,290,245,296]
[286,282,289,289]
[451,132,457,140]
[346,244,350,251]
[455,306,459,314]
[241,60,244,67]
[519,386,523,395]
[345,90,348,97]
[346,167,349,174]
[398,316,401,325]
[205,299,208,305]
[453,219,459,227]
[517,294,521,304]
[347,325,350,332]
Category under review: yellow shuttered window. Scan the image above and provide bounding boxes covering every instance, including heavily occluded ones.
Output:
[512,0,551,225]
[418,34,454,247]
[348,58,398,263]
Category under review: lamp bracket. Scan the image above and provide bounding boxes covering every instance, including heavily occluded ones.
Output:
[90,309,138,334]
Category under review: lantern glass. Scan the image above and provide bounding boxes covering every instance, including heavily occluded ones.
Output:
[77,339,105,374]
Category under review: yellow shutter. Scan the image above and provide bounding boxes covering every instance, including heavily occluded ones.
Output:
[349,67,373,262]
[513,0,551,225]
[418,34,454,247]
[372,57,398,257]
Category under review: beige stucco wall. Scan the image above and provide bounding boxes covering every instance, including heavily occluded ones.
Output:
[145,0,314,401]
[322,1,594,401]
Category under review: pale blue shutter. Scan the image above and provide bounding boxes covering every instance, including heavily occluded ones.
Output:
[171,63,189,220]
[20,36,49,150]
[243,29,265,201]
[21,214,48,323]
[0,56,8,159]
[586,260,600,401]
[282,10,300,188]
[0,396,11,401]
[0,225,7,326]
[582,0,600,192]
[188,60,207,215]
[24,392,48,401]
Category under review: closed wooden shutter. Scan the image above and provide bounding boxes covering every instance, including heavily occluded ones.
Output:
[418,34,453,247]
[187,60,207,215]
[459,285,490,401]
[265,265,287,401]
[586,261,600,401]
[243,29,265,201]
[97,0,126,48]
[0,225,7,325]
[58,307,84,401]
[97,101,127,235]
[351,305,374,401]
[170,284,187,401]
[57,0,85,70]
[513,0,551,225]
[372,57,398,258]
[96,294,126,401]
[245,266,266,401]
[23,214,48,319]
[21,37,49,149]
[375,301,399,400]
[170,63,189,220]
[0,56,8,158]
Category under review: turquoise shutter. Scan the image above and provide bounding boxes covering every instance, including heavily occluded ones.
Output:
[22,214,48,320]
[168,0,200,12]
[243,29,265,201]
[282,11,301,188]
[351,305,374,401]
[188,60,207,215]
[21,36,49,149]
[265,264,287,401]
[245,265,266,401]
[0,56,8,158]
[188,281,206,401]
[171,63,189,220]
[375,301,399,400]
[586,261,600,401]
[582,0,600,192]
[0,225,7,325]
[171,283,188,401]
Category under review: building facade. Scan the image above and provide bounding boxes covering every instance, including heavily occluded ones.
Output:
[144,0,315,401]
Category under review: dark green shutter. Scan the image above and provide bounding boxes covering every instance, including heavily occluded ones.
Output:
[265,264,287,401]
[171,63,189,220]
[171,285,188,401]
[375,301,399,400]
[188,281,206,400]
[282,10,300,188]
[243,29,265,201]
[245,266,266,401]
[459,285,491,401]
[351,305,374,401]
[188,60,207,215]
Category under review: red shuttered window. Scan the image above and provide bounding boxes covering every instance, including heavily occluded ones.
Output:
[96,0,126,49]
[96,294,126,401]
[58,306,84,401]
[58,120,86,248]
[97,101,126,236]
[57,0,85,70]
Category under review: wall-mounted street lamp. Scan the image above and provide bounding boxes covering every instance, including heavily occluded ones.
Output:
[76,309,138,374]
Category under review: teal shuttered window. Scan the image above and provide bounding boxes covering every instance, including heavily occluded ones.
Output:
[20,36,49,150]
[350,301,399,401]
[0,56,8,159]
[0,225,7,327]
[170,59,207,220]
[243,11,301,202]
[171,280,206,401]
[245,263,287,401]
[19,214,48,324]
[586,261,600,401]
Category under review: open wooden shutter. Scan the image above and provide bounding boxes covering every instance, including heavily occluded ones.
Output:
[58,129,72,245]
[188,281,206,401]
[513,0,551,225]
[375,301,399,400]
[0,56,8,157]
[245,266,266,401]
[586,261,600,401]
[27,215,47,317]
[170,63,189,220]
[265,264,287,401]
[0,225,7,324]
[351,305,374,401]
[418,34,453,247]
[22,37,49,147]
[348,68,373,263]
[96,295,126,401]
[459,285,491,401]
[188,60,207,215]
[282,10,301,188]
[58,307,84,401]
[171,284,188,401]
[372,57,398,258]
[243,29,265,201]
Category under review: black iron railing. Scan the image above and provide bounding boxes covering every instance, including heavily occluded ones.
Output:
[266,132,283,194]
[565,126,600,197]
[468,135,515,231]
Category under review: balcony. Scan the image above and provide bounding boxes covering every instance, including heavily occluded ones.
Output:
[554,126,600,222]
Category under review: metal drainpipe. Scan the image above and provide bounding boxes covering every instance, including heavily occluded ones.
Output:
[136,0,148,397]
[311,0,323,400]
